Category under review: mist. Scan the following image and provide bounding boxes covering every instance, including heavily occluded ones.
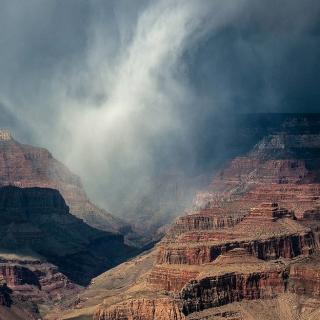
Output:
[0,0,320,218]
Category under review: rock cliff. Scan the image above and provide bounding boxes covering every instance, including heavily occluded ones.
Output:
[0,132,133,239]
[95,298,186,320]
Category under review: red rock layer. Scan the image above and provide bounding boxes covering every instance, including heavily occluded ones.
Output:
[193,158,313,209]
[94,298,186,320]
[148,266,199,292]
[193,134,320,216]
[157,203,315,265]
[168,207,245,239]
[0,265,39,289]
[181,270,287,315]
[289,257,320,297]
[157,233,314,265]
[0,258,80,304]
[238,184,320,219]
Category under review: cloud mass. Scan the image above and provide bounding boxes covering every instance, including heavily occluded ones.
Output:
[0,0,319,216]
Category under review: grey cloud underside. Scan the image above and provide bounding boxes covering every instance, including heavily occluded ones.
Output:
[0,0,319,217]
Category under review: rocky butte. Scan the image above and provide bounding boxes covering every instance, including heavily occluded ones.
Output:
[51,116,320,320]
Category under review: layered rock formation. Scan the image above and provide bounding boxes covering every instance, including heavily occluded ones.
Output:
[0,130,131,237]
[113,114,320,243]
[45,121,320,320]
[193,133,320,214]
[0,255,81,319]
[0,256,80,302]
[96,298,185,320]
[289,255,320,297]
[158,203,314,266]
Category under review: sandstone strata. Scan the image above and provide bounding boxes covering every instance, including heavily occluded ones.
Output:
[158,203,314,265]
[95,298,186,320]
[0,257,80,302]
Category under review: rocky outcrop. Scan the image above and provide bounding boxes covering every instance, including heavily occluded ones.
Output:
[0,265,39,289]
[84,202,319,320]
[95,298,186,320]
[289,256,320,297]
[148,266,200,292]
[193,133,320,213]
[158,203,315,265]
[0,257,80,304]
[181,270,286,315]
[0,283,12,307]
[157,234,314,265]
[0,275,43,320]
[168,207,245,240]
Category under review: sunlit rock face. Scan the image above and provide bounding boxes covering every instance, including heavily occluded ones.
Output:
[95,298,186,320]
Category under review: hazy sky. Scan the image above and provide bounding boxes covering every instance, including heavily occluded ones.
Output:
[0,0,319,215]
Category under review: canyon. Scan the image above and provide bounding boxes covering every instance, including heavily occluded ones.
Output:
[52,116,320,320]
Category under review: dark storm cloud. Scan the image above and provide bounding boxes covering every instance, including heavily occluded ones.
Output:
[186,0,320,114]
[0,0,319,215]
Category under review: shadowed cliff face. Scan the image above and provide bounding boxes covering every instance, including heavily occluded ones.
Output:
[0,132,145,247]
[0,186,138,286]
[0,283,12,307]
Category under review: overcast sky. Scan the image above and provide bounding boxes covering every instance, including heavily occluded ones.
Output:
[0,0,319,215]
